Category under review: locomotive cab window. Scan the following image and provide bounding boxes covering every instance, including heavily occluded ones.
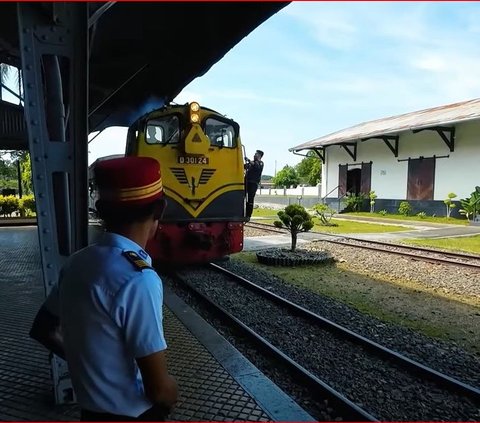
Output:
[205,117,236,148]
[145,115,180,144]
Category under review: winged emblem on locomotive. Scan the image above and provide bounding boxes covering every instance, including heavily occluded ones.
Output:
[170,168,216,196]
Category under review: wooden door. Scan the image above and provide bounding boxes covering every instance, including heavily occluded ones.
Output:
[407,158,435,200]
[338,164,347,196]
[360,162,372,194]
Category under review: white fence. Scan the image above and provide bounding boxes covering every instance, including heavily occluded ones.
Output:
[258,184,321,196]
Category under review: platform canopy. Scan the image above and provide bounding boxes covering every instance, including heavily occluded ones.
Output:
[0,1,289,147]
[290,98,480,153]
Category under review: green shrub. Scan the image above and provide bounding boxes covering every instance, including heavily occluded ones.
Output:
[19,195,36,216]
[369,191,377,213]
[379,209,388,216]
[0,195,20,216]
[459,187,480,221]
[343,193,367,212]
[416,211,427,219]
[398,201,412,216]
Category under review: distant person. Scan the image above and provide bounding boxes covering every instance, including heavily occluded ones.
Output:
[29,156,178,421]
[146,126,159,143]
[244,150,264,220]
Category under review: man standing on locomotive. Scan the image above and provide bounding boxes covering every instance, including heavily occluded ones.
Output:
[29,156,178,421]
[244,149,264,221]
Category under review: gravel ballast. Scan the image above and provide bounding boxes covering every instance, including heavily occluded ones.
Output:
[163,261,480,421]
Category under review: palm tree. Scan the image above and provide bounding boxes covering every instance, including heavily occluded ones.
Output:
[0,64,23,104]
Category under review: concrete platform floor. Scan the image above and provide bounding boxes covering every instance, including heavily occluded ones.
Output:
[0,226,313,421]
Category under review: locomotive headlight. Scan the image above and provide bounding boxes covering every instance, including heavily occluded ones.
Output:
[190,113,200,123]
[190,102,200,112]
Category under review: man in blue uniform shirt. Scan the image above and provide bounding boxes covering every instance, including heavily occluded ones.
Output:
[30,156,178,421]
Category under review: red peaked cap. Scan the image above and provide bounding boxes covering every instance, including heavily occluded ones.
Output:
[94,156,163,207]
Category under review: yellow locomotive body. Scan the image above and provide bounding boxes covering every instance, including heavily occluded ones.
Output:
[125,102,245,264]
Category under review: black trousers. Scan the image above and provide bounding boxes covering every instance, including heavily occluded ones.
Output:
[81,405,169,422]
[245,181,258,219]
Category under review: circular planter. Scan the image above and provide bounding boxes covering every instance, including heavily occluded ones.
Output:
[256,248,334,267]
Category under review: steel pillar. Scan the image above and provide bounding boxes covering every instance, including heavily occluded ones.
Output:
[17,2,88,405]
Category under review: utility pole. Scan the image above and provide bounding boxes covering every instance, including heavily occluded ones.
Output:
[274,160,277,177]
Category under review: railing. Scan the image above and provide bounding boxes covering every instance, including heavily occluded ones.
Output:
[320,185,340,203]
[321,185,353,213]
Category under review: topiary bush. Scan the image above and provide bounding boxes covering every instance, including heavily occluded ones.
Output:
[274,204,314,251]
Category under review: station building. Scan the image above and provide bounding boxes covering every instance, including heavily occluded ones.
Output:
[290,98,480,216]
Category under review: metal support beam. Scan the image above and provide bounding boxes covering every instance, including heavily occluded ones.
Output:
[313,147,325,164]
[18,2,88,405]
[340,143,357,161]
[362,135,399,157]
[412,126,455,152]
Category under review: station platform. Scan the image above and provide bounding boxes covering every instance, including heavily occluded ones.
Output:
[0,226,313,422]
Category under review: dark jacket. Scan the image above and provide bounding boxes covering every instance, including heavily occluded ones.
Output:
[245,159,264,184]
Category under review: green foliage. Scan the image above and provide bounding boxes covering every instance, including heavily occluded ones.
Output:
[398,201,412,216]
[0,153,17,190]
[20,154,33,195]
[0,195,19,216]
[295,152,322,186]
[343,193,366,212]
[416,211,427,219]
[379,209,388,216]
[274,204,314,251]
[0,151,33,195]
[459,187,480,221]
[443,192,457,218]
[272,165,300,188]
[313,203,337,226]
[21,194,36,214]
[369,190,377,213]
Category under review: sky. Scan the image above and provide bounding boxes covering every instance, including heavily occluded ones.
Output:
[3,2,480,176]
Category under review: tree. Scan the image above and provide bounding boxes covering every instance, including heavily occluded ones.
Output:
[273,204,314,251]
[0,152,17,191]
[295,151,322,186]
[272,165,300,188]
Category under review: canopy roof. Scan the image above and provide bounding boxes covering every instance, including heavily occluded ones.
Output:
[0,1,289,142]
[291,98,480,152]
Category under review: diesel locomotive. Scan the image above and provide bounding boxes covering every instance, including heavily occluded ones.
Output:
[119,101,246,264]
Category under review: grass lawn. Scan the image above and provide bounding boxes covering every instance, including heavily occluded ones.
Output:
[233,252,480,355]
[254,216,408,234]
[403,235,480,255]
[344,212,469,226]
[253,207,280,217]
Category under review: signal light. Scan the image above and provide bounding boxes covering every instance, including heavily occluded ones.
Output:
[190,102,200,112]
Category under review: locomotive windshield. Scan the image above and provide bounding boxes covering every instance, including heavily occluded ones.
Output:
[145,115,180,144]
[204,117,236,148]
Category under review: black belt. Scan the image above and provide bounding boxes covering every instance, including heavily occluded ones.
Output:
[81,404,169,422]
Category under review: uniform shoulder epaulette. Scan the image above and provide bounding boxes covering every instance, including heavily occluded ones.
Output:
[122,251,152,271]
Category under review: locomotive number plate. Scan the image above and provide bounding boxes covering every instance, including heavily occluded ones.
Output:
[177,156,209,165]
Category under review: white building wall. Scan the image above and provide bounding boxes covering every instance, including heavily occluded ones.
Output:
[323,119,480,200]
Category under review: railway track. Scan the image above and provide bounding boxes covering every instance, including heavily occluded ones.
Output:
[246,221,480,270]
[170,263,480,421]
